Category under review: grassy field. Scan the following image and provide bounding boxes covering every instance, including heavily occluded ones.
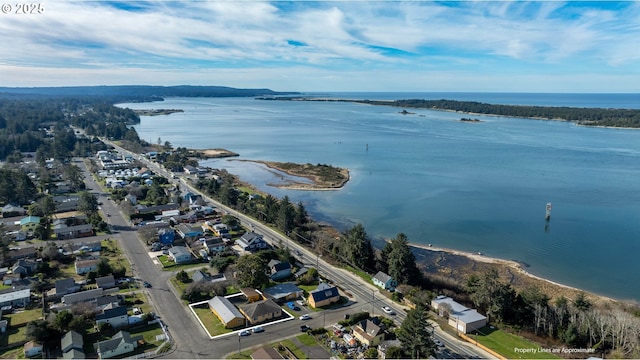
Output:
[472,327,562,360]
[192,305,230,337]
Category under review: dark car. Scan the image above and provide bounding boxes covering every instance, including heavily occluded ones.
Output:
[143,281,152,288]
[300,325,311,332]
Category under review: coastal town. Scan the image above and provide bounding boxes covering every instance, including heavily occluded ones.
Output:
[0,91,639,360]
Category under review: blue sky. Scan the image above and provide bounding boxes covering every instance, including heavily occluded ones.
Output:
[1,1,639,92]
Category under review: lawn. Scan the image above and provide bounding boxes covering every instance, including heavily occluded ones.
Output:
[472,327,562,360]
[131,323,165,345]
[192,305,231,337]
[280,339,308,359]
[5,308,43,327]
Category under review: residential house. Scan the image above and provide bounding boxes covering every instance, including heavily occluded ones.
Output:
[352,318,385,346]
[62,288,105,305]
[54,196,80,212]
[134,203,179,216]
[0,288,30,307]
[53,223,94,240]
[241,288,262,303]
[431,295,487,334]
[6,246,36,263]
[372,271,397,292]
[239,299,282,325]
[95,275,116,289]
[75,259,100,275]
[6,230,27,241]
[95,331,141,359]
[267,260,292,281]
[235,232,268,252]
[208,296,246,329]
[61,330,85,354]
[55,278,80,296]
[1,204,26,217]
[11,259,38,276]
[250,347,284,360]
[212,223,229,237]
[63,349,85,360]
[203,237,225,254]
[124,194,137,206]
[19,216,40,233]
[95,304,129,329]
[167,246,192,264]
[192,270,209,283]
[158,228,175,245]
[176,223,203,239]
[308,282,340,308]
[262,283,304,303]
[23,341,43,358]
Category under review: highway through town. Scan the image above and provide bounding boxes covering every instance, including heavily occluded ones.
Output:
[92,139,492,359]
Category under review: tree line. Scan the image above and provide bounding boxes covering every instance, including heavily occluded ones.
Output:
[360,99,640,128]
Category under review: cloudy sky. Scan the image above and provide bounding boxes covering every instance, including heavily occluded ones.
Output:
[1,1,639,92]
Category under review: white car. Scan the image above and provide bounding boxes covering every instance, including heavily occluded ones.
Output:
[252,326,264,333]
[239,330,251,336]
[382,306,395,315]
[299,314,311,320]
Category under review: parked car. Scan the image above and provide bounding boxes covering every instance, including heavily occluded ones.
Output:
[382,306,395,315]
[299,314,311,320]
[252,326,264,333]
[287,301,300,311]
[300,325,311,332]
[143,281,152,288]
[239,330,251,336]
[435,339,444,348]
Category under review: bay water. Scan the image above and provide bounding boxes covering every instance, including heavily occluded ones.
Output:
[119,93,640,301]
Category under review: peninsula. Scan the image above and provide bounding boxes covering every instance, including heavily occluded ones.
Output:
[133,109,184,116]
[260,96,640,128]
[238,160,349,190]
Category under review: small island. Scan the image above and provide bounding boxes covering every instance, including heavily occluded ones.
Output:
[133,109,184,116]
[241,160,349,190]
[460,117,482,122]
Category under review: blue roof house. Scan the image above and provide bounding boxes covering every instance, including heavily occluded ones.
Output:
[158,228,175,245]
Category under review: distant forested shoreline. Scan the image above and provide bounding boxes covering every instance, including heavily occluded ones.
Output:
[261,96,640,128]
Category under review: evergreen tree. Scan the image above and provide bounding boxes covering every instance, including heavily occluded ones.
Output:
[341,224,375,271]
[387,233,421,285]
[397,304,436,359]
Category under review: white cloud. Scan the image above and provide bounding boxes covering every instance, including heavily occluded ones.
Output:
[0,1,638,91]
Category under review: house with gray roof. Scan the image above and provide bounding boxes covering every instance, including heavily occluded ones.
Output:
[61,330,84,354]
[262,283,303,303]
[55,278,80,296]
[431,295,487,334]
[235,232,268,252]
[96,304,129,329]
[207,296,245,329]
[372,271,397,292]
[0,288,30,308]
[94,331,141,359]
[62,288,105,305]
[239,299,282,325]
[96,275,116,289]
[168,246,192,264]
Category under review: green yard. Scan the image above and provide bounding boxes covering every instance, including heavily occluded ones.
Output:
[192,305,231,337]
[472,327,561,360]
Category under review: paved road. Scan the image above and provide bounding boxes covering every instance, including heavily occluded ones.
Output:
[93,141,493,359]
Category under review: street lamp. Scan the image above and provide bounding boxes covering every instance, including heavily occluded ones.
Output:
[238,334,241,354]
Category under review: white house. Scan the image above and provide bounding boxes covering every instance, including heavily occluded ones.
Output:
[23,341,43,358]
[431,295,487,334]
[75,259,100,275]
[235,232,268,252]
[95,331,141,359]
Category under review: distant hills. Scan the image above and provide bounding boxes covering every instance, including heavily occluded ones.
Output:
[0,85,298,101]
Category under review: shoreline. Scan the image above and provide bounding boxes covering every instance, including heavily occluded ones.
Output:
[409,242,618,304]
[235,159,350,190]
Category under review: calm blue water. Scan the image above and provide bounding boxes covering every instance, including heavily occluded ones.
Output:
[119,93,640,301]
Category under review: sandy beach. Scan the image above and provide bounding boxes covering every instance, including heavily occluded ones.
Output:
[237,159,350,190]
[409,242,617,304]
